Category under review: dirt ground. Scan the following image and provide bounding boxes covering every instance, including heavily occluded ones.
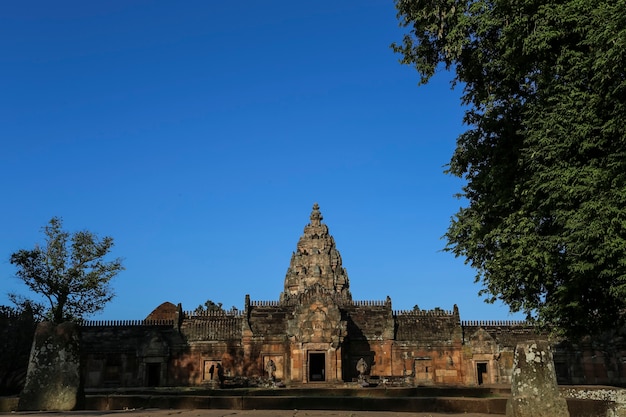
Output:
[0,409,494,417]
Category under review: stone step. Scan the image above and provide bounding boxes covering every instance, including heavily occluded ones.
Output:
[83,394,508,414]
[0,394,611,416]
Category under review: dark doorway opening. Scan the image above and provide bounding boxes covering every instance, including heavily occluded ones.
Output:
[146,362,161,387]
[309,352,325,382]
[555,362,570,384]
[476,362,488,385]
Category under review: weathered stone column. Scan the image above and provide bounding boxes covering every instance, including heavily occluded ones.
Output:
[506,340,569,417]
[18,321,83,411]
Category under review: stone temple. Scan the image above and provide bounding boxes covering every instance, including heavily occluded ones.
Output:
[79,204,626,388]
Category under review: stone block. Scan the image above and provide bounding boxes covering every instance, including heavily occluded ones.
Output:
[506,340,569,417]
[18,321,82,411]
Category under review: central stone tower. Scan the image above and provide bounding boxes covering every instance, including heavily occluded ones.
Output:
[281,203,352,302]
[276,203,351,383]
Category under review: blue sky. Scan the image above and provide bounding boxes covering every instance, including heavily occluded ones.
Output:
[0,1,523,321]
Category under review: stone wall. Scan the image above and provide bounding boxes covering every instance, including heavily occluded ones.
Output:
[345,303,394,341]
[553,333,626,386]
[77,313,626,389]
[81,322,181,387]
[181,316,243,341]
[247,305,291,337]
[395,309,460,343]
[462,323,540,385]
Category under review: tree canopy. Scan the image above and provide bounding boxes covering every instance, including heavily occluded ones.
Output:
[9,217,124,324]
[393,0,626,337]
[194,299,224,315]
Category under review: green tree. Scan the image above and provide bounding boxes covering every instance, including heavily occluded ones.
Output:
[194,299,224,315]
[393,0,626,337]
[9,217,124,324]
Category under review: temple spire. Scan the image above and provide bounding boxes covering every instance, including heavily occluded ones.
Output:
[281,204,351,302]
[310,203,322,226]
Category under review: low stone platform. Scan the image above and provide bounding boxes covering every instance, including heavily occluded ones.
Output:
[0,409,497,417]
[89,395,506,414]
[72,386,507,415]
[0,386,616,416]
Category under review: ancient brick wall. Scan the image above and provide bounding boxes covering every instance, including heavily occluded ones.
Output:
[389,309,464,385]
[81,322,181,388]
[395,309,460,343]
[460,322,537,385]
[462,322,539,348]
[388,341,465,385]
[343,301,394,341]
[78,317,626,388]
[168,340,245,385]
[552,332,626,385]
[181,314,243,341]
[236,301,293,379]
[246,304,292,337]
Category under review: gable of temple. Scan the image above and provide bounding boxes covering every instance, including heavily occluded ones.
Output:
[78,204,626,389]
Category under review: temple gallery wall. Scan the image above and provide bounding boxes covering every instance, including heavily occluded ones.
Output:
[79,204,626,388]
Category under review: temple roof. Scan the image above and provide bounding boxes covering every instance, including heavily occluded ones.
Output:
[282,203,351,301]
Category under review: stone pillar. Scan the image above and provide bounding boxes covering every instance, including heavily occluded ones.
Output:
[335,346,343,382]
[18,321,83,411]
[506,340,569,417]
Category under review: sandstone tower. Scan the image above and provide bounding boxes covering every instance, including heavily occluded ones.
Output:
[281,203,351,302]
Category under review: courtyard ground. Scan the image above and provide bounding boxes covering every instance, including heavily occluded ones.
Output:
[0,410,494,417]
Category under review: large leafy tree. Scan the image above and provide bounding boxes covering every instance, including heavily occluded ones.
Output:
[9,217,124,324]
[393,0,626,337]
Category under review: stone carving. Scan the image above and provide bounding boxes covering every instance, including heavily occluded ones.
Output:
[356,357,368,377]
[506,341,569,417]
[18,322,82,411]
[356,357,370,387]
[287,293,346,347]
[265,359,276,381]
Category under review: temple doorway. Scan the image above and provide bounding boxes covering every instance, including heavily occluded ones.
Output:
[476,362,488,385]
[146,362,161,387]
[308,352,326,381]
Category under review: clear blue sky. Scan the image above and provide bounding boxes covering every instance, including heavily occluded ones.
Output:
[0,1,523,321]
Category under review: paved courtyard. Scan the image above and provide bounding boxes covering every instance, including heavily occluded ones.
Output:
[1,409,494,417]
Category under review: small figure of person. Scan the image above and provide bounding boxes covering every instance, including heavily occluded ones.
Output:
[216,362,225,388]
[356,357,368,382]
[265,359,276,381]
[208,363,215,380]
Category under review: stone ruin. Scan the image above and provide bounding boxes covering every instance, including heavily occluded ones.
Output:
[80,204,470,386]
[506,340,569,417]
[13,204,623,391]
[18,321,82,411]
